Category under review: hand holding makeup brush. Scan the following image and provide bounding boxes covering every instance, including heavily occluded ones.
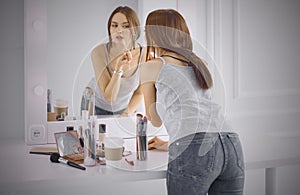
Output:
[116,39,133,70]
[115,50,133,72]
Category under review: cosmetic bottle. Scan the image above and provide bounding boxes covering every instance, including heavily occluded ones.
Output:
[78,125,84,148]
[81,87,95,117]
[47,89,52,112]
[66,126,74,131]
[97,123,106,158]
[82,111,96,167]
[136,114,148,161]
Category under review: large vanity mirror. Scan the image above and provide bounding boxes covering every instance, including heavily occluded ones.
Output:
[46,0,140,118]
[24,0,178,144]
[25,0,225,145]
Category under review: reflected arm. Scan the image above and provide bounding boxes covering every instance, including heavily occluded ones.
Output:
[120,85,143,116]
[120,49,148,116]
[91,45,123,103]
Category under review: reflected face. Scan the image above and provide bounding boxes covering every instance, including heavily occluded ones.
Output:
[109,12,132,45]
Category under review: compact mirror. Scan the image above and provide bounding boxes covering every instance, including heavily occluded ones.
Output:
[54,131,83,157]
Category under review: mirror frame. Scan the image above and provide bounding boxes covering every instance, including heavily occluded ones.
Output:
[25,0,48,144]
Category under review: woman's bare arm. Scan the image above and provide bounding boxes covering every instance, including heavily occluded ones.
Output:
[91,45,129,103]
[120,85,144,116]
[140,60,163,127]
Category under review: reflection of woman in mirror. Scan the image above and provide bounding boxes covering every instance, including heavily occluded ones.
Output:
[141,9,245,194]
[86,6,145,116]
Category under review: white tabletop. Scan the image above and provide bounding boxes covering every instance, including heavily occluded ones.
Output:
[1,129,300,194]
[0,138,168,194]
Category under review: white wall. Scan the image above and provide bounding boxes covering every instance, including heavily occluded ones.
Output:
[177,0,300,194]
[226,1,300,193]
[0,0,24,139]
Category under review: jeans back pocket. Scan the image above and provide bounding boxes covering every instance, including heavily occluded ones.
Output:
[227,133,245,170]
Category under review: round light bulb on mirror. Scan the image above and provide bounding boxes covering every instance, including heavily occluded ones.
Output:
[34,84,45,96]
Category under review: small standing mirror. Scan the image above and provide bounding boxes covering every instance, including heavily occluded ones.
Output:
[54,131,83,161]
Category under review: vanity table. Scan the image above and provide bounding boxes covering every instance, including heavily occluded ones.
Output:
[0,138,168,195]
[1,130,300,195]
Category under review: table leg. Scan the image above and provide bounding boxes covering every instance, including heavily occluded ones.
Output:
[265,167,276,195]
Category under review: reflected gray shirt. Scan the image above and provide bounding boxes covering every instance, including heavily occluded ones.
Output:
[88,44,143,112]
[155,58,233,145]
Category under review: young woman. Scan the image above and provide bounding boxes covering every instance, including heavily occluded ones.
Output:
[85,6,145,116]
[141,9,245,195]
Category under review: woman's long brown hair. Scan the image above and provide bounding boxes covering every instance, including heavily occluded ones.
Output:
[107,6,141,48]
[145,9,213,89]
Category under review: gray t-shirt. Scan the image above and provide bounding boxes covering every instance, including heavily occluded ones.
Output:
[155,57,233,145]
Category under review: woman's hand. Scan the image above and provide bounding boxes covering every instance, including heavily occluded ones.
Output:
[123,50,133,61]
[118,111,129,117]
[148,136,168,151]
[115,50,132,71]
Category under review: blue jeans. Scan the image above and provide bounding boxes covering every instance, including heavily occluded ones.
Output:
[167,132,245,195]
